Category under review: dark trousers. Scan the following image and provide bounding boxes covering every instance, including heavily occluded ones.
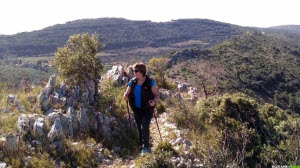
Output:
[133,108,153,149]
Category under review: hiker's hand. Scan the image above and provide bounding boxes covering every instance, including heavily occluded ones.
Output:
[123,93,129,101]
[149,100,156,107]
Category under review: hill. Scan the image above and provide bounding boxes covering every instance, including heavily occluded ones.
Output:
[0,18,244,60]
[255,25,300,35]
[166,30,300,113]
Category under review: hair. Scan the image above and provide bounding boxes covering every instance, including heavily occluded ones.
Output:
[133,62,146,77]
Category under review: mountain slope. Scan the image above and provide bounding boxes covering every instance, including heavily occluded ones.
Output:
[0,18,244,58]
[167,30,300,112]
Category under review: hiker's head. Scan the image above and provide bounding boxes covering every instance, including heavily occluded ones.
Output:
[133,62,146,77]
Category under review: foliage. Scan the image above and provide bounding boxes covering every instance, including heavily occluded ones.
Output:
[28,153,55,168]
[53,33,104,99]
[0,18,243,58]
[0,65,50,85]
[97,80,140,154]
[167,30,300,113]
[135,141,176,168]
[191,93,300,167]
[167,98,202,131]
[64,140,97,168]
[147,57,169,89]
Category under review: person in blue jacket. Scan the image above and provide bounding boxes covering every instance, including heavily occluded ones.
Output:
[124,62,160,156]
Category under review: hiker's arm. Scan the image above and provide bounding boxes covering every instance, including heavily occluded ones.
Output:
[124,86,131,101]
[150,85,160,106]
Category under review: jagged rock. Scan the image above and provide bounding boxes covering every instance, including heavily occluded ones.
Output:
[81,89,89,106]
[127,66,134,80]
[100,125,112,140]
[96,112,115,140]
[46,110,62,124]
[60,113,72,138]
[174,137,183,145]
[160,89,172,100]
[17,114,35,135]
[3,133,18,157]
[0,162,7,168]
[175,130,181,138]
[6,94,15,105]
[177,83,187,92]
[47,118,65,142]
[38,75,56,112]
[41,98,50,112]
[38,91,46,105]
[66,97,75,108]
[49,95,60,106]
[103,159,113,165]
[51,141,63,153]
[66,107,79,138]
[188,87,198,101]
[101,65,124,86]
[183,139,192,147]
[79,108,90,133]
[14,99,20,107]
[45,75,56,97]
[60,97,67,107]
[71,86,80,100]
[1,108,10,113]
[31,140,42,152]
[122,76,129,86]
[33,117,44,140]
[23,156,32,167]
[57,82,67,97]
[173,93,182,100]
[17,106,25,112]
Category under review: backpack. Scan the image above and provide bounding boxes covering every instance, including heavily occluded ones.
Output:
[129,75,155,111]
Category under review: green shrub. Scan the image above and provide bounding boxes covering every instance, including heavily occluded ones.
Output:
[64,140,97,168]
[28,153,55,168]
[135,141,176,168]
[192,93,300,167]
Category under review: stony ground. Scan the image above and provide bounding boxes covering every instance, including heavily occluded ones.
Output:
[100,110,202,168]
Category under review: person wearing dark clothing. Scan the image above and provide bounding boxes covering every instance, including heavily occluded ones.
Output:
[124,62,160,155]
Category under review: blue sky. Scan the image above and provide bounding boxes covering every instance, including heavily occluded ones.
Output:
[0,0,299,35]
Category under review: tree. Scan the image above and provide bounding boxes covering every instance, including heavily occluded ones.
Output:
[187,59,226,99]
[147,57,168,88]
[53,33,104,101]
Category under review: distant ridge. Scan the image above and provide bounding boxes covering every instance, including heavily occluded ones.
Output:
[0,18,244,59]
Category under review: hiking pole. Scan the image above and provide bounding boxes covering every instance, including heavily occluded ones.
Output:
[153,109,163,142]
[126,100,131,129]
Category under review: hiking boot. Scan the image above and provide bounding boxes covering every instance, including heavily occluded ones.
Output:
[140,147,149,156]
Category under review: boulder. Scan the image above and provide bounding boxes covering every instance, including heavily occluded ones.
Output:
[6,94,16,105]
[127,66,134,80]
[160,89,172,100]
[173,93,182,100]
[101,65,124,86]
[33,117,44,140]
[66,107,79,138]
[17,114,35,135]
[38,75,56,111]
[177,83,187,92]
[1,108,10,113]
[60,113,72,138]
[79,108,90,133]
[47,118,65,142]
[0,162,7,168]
[44,75,56,97]
[122,76,129,86]
[3,133,18,157]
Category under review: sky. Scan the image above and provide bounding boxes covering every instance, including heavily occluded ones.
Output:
[0,0,299,35]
